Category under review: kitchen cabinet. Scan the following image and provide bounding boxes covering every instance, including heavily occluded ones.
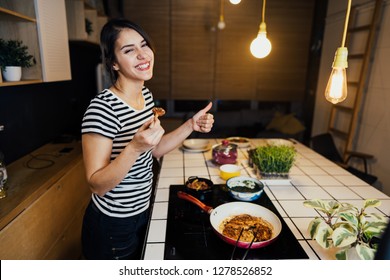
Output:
[0,0,71,87]
[65,0,107,44]
[0,142,90,259]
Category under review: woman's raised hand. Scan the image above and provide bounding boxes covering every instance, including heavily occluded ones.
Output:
[192,102,214,133]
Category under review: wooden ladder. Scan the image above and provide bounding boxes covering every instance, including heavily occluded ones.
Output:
[328,0,384,160]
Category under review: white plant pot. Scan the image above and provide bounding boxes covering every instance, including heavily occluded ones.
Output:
[2,66,22,82]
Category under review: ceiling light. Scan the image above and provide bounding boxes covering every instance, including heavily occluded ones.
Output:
[325,0,352,104]
[250,0,271,59]
[218,0,226,30]
[229,0,242,5]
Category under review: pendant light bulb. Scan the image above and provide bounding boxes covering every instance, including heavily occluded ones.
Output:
[229,0,241,5]
[218,0,226,30]
[218,19,226,30]
[250,22,272,58]
[325,0,351,104]
[325,47,348,104]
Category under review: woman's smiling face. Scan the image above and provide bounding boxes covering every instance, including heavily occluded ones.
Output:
[113,28,154,82]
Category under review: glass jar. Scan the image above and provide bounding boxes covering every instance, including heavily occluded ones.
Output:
[212,140,238,165]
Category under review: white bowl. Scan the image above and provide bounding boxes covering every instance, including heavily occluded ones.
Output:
[183,139,210,150]
[226,176,264,201]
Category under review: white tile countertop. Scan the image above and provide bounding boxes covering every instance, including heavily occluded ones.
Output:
[143,138,390,260]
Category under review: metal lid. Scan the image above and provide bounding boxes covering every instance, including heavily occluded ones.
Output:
[213,140,238,152]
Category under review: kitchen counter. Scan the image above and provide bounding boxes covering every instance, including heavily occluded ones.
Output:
[0,140,90,259]
[0,141,83,230]
[143,138,390,260]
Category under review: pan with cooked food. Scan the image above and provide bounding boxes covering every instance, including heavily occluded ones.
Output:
[177,191,282,249]
[221,214,273,242]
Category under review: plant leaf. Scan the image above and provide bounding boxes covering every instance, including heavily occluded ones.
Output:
[307,218,326,239]
[356,244,376,260]
[327,200,344,216]
[370,213,388,222]
[363,222,388,239]
[333,221,356,233]
[339,202,358,214]
[332,227,357,247]
[363,199,381,209]
[303,199,329,213]
[335,249,347,260]
[314,222,333,248]
[339,212,359,227]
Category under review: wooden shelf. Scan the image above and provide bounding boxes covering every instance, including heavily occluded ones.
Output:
[0,79,43,87]
[0,6,36,22]
[0,1,71,84]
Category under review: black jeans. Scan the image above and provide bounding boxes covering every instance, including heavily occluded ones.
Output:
[81,200,149,260]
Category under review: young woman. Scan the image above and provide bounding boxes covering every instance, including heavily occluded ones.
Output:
[81,18,214,259]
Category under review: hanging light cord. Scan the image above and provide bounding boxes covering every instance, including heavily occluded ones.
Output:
[341,0,352,48]
[220,0,224,21]
[262,0,266,23]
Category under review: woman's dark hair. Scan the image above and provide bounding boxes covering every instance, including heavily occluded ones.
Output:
[100,18,155,85]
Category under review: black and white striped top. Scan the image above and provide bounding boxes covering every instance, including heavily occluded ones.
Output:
[81,87,155,218]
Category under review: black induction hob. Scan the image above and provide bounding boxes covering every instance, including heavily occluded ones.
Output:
[164,184,309,260]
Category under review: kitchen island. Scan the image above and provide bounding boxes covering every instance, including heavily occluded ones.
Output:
[143,138,390,260]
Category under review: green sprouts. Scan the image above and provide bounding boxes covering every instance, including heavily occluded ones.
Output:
[251,145,296,174]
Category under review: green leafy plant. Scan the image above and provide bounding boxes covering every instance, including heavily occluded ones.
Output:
[250,145,296,174]
[0,39,36,71]
[85,18,93,35]
[304,198,388,260]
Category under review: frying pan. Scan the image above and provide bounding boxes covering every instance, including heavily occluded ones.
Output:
[177,191,282,249]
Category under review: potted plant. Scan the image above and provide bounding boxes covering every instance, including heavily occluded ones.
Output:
[249,145,296,179]
[0,39,36,82]
[304,198,388,260]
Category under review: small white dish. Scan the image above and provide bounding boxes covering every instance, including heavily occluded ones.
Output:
[181,146,211,153]
[226,136,250,148]
[183,139,210,150]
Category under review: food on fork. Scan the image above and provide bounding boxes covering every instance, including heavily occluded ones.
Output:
[149,107,165,128]
[152,107,166,117]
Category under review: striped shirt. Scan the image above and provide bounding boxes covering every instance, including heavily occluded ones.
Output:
[81,87,155,218]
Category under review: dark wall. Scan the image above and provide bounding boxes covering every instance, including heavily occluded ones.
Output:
[0,41,101,164]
